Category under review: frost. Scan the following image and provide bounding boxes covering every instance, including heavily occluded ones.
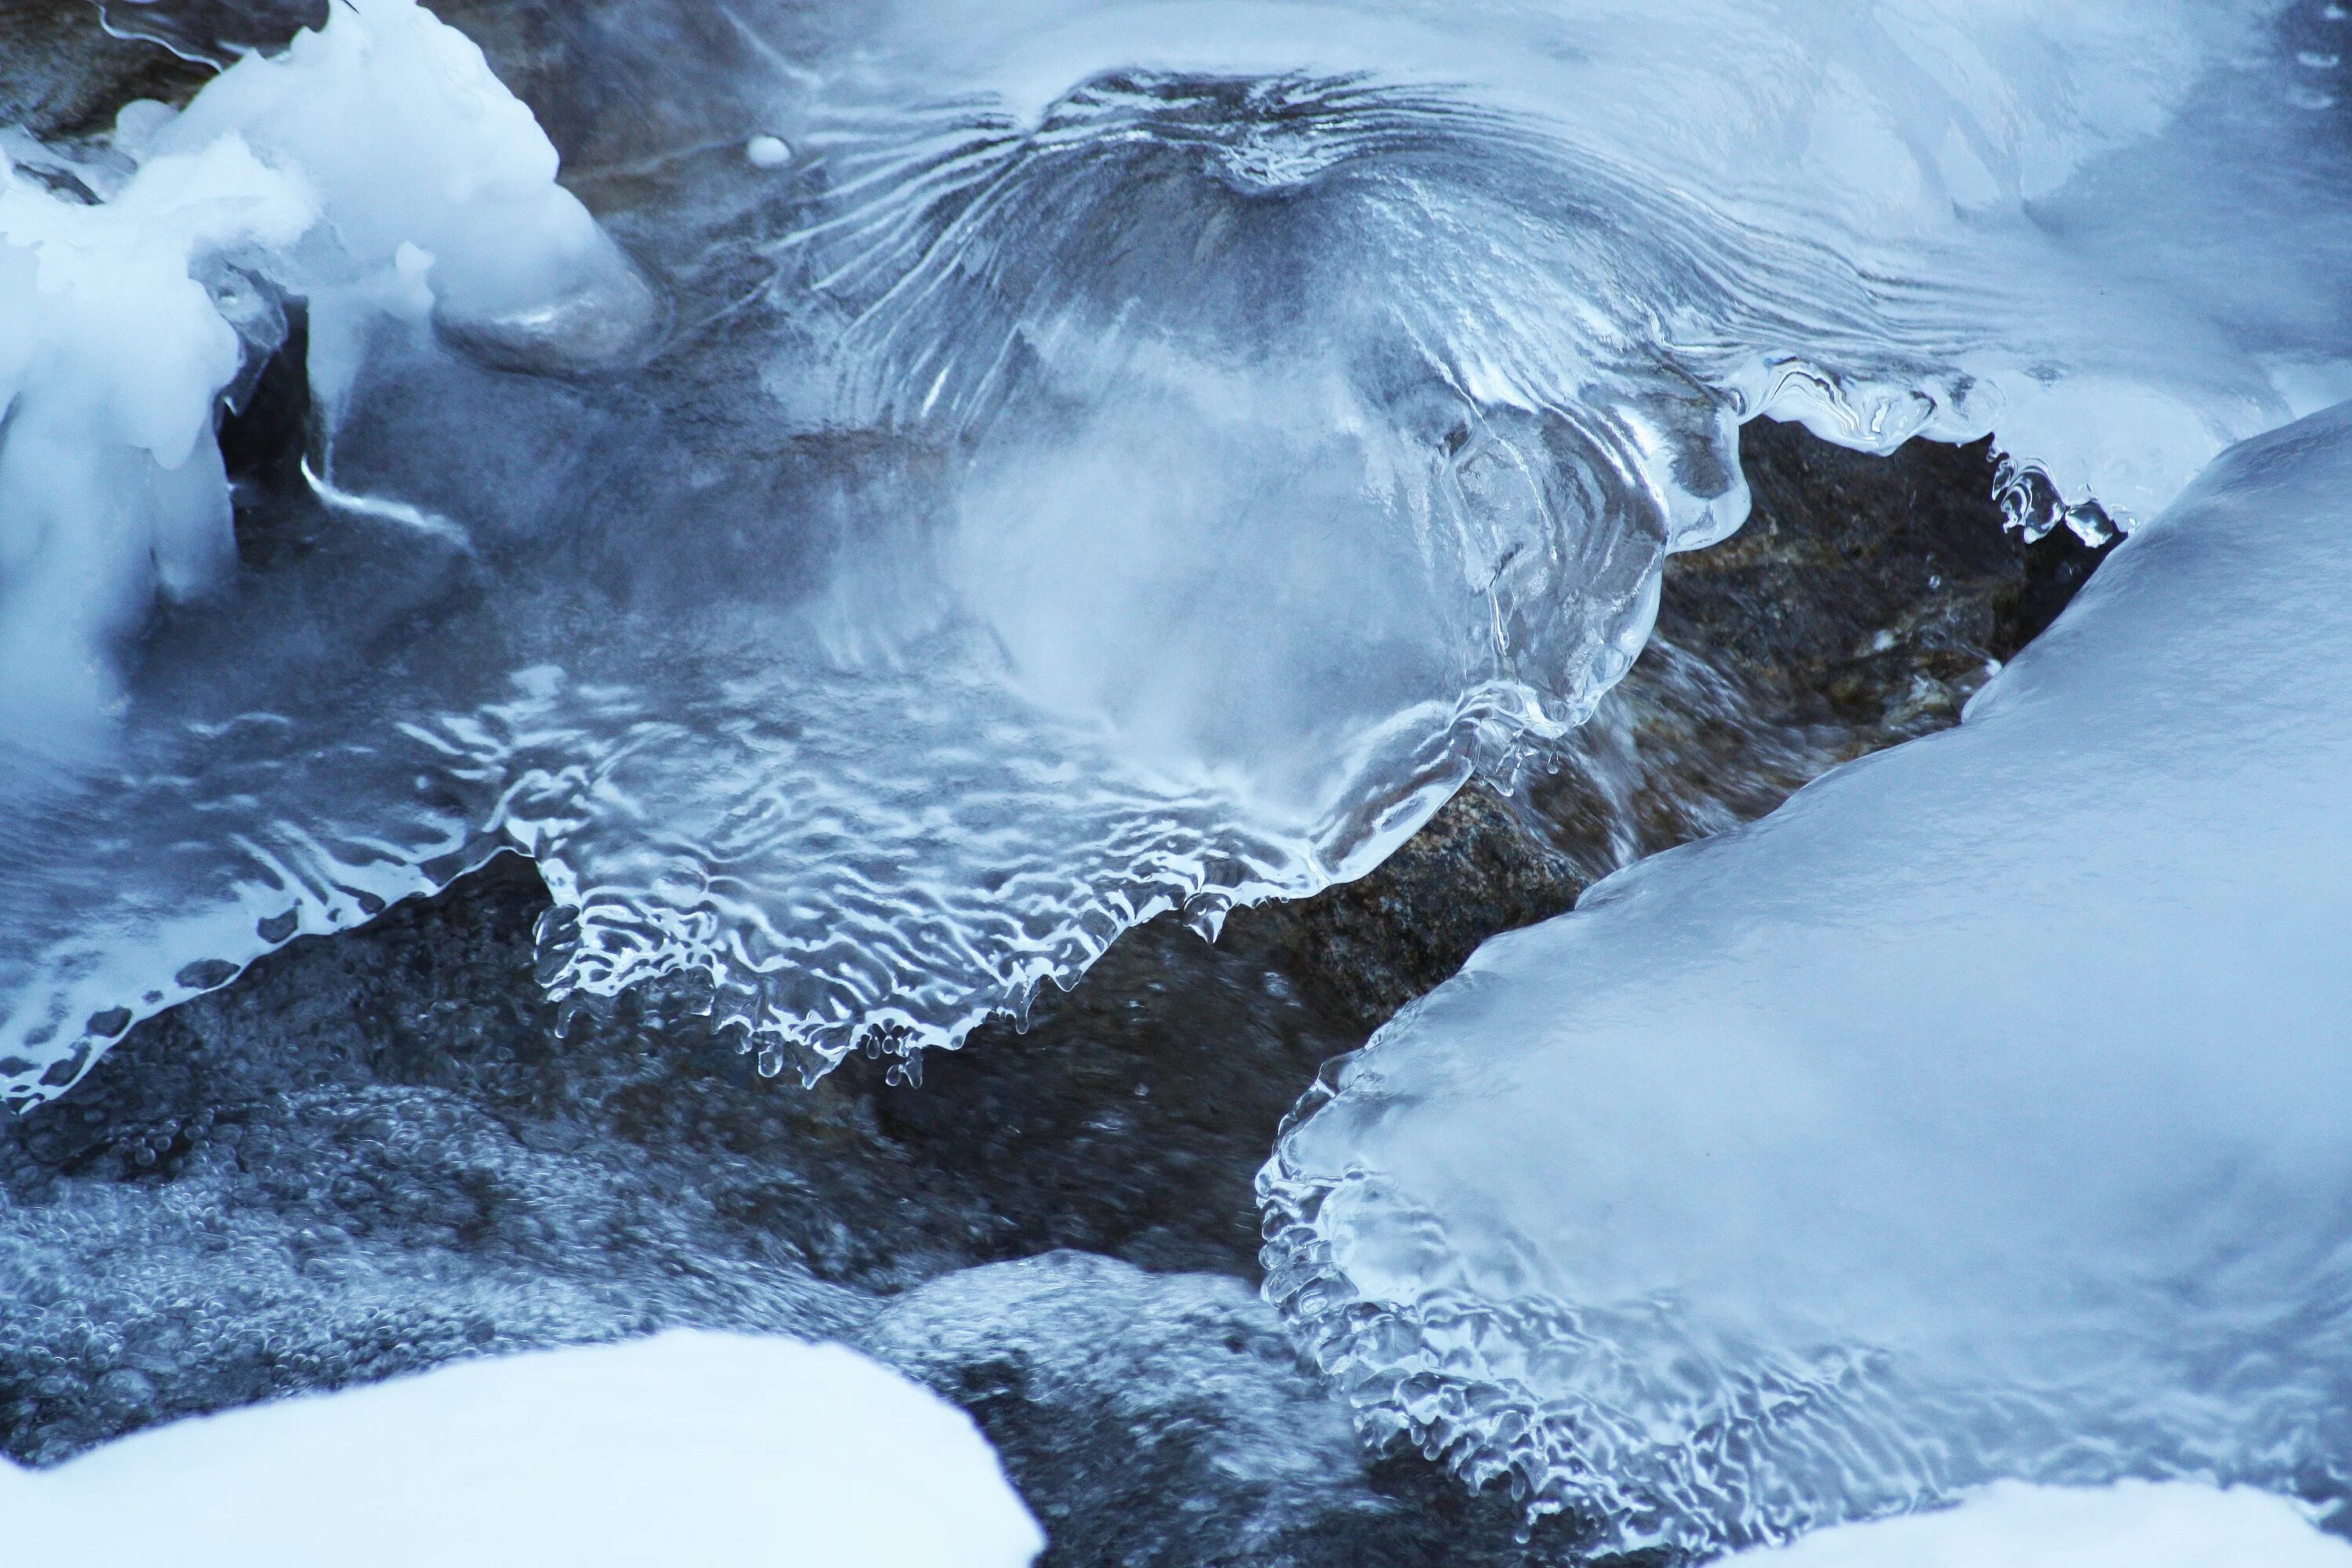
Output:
[4,0,2351,1101]
[0,1331,1044,1566]
[1260,401,2352,1555]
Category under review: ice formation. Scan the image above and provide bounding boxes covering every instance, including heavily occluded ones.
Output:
[1719,1483,2352,1568]
[1260,401,2352,1555]
[0,132,310,737]
[2,0,2349,1105]
[0,1330,1045,1566]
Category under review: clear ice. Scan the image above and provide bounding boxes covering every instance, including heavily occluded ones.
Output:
[2,0,2347,1128]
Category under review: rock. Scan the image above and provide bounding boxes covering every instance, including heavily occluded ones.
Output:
[1225,423,2113,1035]
[0,419,2108,1561]
[0,1,208,139]
[859,1251,1579,1568]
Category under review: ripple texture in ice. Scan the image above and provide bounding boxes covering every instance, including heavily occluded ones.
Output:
[4,0,2350,1100]
[1261,403,2352,1555]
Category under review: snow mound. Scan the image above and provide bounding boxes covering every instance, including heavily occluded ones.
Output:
[0,1330,1044,1568]
[1262,401,2352,1555]
[1724,1483,2351,1568]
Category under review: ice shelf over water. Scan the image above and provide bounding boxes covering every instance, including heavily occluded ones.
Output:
[1260,401,2352,1554]
[2,0,2350,1101]
[0,1331,1045,1566]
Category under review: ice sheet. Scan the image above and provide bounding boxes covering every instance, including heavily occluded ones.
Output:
[1261,402,2352,1554]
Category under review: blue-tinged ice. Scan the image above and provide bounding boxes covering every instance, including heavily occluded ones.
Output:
[1261,401,2352,1554]
[4,0,2351,1100]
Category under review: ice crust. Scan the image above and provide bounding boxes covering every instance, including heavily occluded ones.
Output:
[0,1330,1045,1566]
[3,0,2350,1101]
[1259,401,2352,1555]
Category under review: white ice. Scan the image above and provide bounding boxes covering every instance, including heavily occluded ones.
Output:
[0,1330,1044,1568]
[1720,1483,2352,1568]
[0,134,311,739]
[0,0,643,744]
[1263,399,2352,1553]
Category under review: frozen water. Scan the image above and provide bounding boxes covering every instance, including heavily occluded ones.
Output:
[0,0,648,749]
[1719,1483,2352,1568]
[1261,401,2352,1555]
[0,1330,1044,1566]
[4,0,2351,1100]
[0,129,311,740]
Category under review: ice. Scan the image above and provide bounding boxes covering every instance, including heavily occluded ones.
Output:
[142,0,656,380]
[0,1330,1044,1566]
[5,0,2352,1099]
[0,0,644,746]
[1260,401,2352,1556]
[1719,1483,2352,1568]
[0,133,312,740]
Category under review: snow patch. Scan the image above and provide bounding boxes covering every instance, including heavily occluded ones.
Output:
[1724,1483,2352,1568]
[0,1331,1044,1568]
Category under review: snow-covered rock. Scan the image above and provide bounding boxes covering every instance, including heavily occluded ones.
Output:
[1265,397,2352,1553]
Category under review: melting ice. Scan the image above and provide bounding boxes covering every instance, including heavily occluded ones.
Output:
[5,0,2347,1104]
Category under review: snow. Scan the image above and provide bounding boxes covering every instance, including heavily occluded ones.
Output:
[1262,399,2352,1555]
[0,0,644,747]
[1722,1483,2352,1568]
[6,2,2352,1555]
[0,1330,1044,1568]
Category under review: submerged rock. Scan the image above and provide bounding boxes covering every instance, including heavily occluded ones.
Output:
[862,1251,1584,1568]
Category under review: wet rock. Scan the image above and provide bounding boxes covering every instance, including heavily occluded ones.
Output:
[0,856,878,1464]
[861,1251,1578,1568]
[873,920,1356,1279]
[1226,422,2114,1033]
[0,0,208,139]
[1225,782,1581,1035]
